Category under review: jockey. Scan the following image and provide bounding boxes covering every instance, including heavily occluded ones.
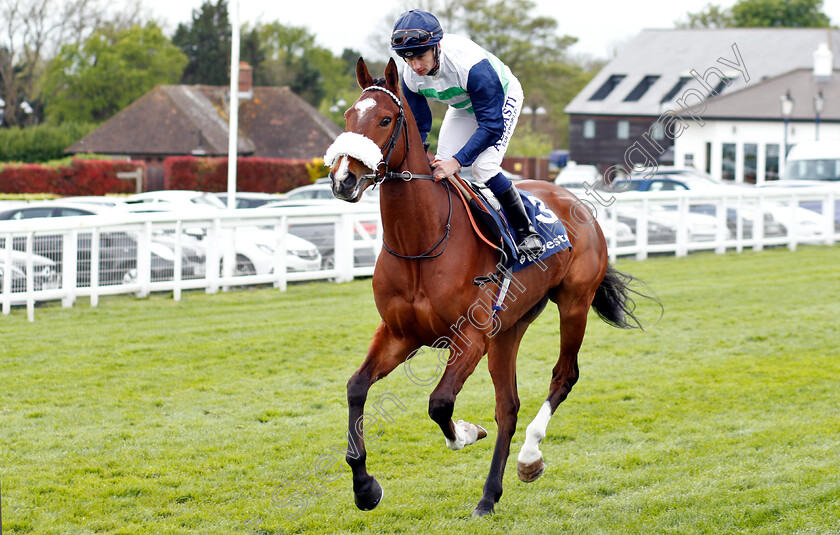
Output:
[390,9,544,259]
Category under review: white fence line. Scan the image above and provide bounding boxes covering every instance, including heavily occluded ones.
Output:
[1,187,837,320]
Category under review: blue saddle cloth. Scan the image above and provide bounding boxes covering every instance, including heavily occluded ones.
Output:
[468,185,571,272]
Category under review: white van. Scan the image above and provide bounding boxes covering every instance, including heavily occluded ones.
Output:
[784,141,840,181]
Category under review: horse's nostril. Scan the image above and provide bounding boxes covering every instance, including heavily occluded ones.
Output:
[342,174,358,190]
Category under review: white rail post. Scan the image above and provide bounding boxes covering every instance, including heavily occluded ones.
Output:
[62,230,78,308]
[90,228,101,308]
[173,221,183,302]
[824,192,836,246]
[676,196,689,257]
[25,232,34,322]
[273,215,288,292]
[753,195,764,252]
[335,212,355,283]
[715,197,727,254]
[2,233,12,315]
[788,194,799,252]
[136,221,152,298]
[636,199,648,261]
[206,219,221,294]
[735,195,744,253]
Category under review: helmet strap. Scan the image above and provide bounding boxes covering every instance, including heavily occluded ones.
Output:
[427,44,441,76]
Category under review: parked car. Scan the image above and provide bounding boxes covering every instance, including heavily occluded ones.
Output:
[168,226,322,275]
[258,199,378,269]
[756,179,840,233]
[283,183,380,204]
[591,216,636,248]
[628,166,727,187]
[783,141,840,182]
[0,263,28,293]
[554,164,601,189]
[0,250,60,293]
[212,192,286,209]
[616,173,788,239]
[123,191,322,275]
[0,201,202,285]
[124,190,227,212]
[62,196,130,209]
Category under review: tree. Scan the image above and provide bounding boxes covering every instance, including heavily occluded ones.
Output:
[676,3,734,28]
[0,0,124,126]
[240,26,265,77]
[172,0,231,85]
[254,22,356,108]
[458,0,582,151]
[678,0,831,28]
[731,0,831,27]
[43,22,187,123]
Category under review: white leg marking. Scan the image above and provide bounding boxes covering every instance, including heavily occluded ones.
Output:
[446,420,481,451]
[518,401,552,464]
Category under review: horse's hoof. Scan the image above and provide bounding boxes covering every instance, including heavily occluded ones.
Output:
[472,505,494,517]
[517,458,545,482]
[476,424,488,440]
[353,478,384,511]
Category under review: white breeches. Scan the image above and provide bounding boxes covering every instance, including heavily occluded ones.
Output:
[435,78,523,185]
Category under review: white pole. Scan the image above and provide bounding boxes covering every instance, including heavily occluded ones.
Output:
[222,0,240,286]
[227,0,240,211]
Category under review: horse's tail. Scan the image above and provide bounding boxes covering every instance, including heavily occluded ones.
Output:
[591,264,661,330]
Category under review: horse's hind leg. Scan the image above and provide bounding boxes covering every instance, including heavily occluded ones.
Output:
[517,289,591,482]
[473,323,527,517]
[346,322,419,511]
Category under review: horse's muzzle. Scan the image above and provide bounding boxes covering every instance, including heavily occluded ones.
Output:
[330,171,364,203]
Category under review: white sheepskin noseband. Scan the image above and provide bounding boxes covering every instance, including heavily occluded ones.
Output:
[324,132,383,171]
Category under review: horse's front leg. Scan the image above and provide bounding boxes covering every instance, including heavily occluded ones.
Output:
[347,322,418,511]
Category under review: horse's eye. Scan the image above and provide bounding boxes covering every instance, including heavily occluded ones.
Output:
[379,117,392,127]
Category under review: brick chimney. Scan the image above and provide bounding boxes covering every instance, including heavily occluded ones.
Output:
[238,62,253,99]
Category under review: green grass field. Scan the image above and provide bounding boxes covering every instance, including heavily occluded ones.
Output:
[1,245,839,534]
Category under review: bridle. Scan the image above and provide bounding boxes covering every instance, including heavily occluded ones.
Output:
[357,84,452,260]
[359,85,437,185]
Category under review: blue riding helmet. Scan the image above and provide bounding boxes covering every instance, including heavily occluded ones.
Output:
[391,10,443,58]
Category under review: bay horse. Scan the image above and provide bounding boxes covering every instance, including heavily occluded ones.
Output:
[325,57,649,517]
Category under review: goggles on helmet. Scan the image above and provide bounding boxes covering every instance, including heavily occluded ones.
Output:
[391,29,437,48]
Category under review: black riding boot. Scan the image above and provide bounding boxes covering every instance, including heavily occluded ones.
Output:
[496,185,544,259]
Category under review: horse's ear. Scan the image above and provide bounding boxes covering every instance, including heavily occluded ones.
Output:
[356,57,374,89]
[384,58,400,94]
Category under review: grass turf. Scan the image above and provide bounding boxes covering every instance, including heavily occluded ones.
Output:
[1,245,839,534]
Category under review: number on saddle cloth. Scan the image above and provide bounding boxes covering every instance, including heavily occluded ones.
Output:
[464,185,571,272]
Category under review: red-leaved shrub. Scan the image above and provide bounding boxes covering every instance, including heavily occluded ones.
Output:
[0,159,142,195]
[163,157,313,193]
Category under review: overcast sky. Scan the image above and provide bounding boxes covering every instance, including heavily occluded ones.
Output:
[143,0,840,61]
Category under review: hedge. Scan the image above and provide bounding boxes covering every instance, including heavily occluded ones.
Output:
[0,159,141,195]
[0,123,97,163]
[163,157,322,193]
[0,156,329,195]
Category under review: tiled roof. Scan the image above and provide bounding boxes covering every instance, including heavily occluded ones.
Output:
[689,68,840,121]
[566,28,840,117]
[66,85,343,159]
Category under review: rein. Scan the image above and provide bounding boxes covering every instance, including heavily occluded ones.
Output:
[381,179,453,260]
[359,84,449,260]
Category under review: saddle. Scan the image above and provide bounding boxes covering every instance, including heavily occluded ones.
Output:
[446,174,571,274]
